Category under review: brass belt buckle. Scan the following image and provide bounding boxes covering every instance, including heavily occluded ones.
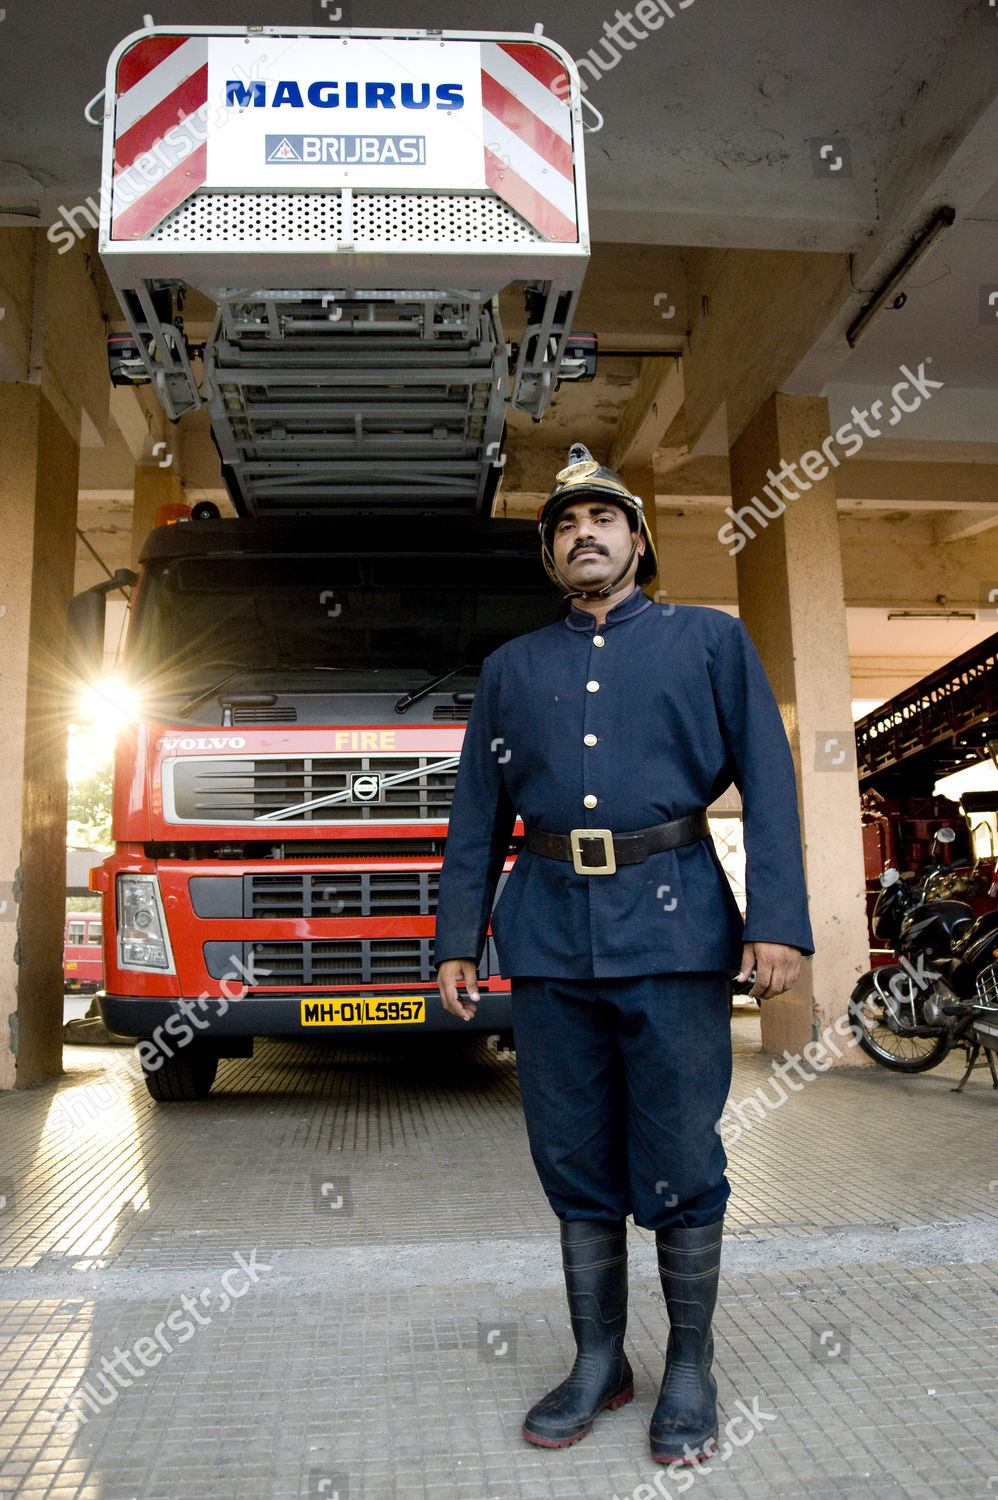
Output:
[570,828,617,876]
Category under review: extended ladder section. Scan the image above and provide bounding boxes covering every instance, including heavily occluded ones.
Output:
[204,293,509,512]
[97,26,590,515]
[856,629,998,789]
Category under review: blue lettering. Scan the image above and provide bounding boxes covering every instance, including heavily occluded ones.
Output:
[272,80,304,108]
[435,84,465,109]
[366,81,396,108]
[226,80,266,108]
[401,82,431,110]
[246,78,455,111]
[307,81,339,108]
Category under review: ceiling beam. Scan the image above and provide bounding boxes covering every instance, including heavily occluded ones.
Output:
[933,509,998,544]
[609,357,684,472]
[646,454,998,506]
[659,493,998,515]
[109,386,149,463]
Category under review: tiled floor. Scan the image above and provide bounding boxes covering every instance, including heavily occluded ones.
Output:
[1,1008,996,1498]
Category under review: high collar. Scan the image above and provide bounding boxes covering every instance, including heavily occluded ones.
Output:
[565,586,653,632]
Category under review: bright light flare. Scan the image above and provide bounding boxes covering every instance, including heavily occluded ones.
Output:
[75,676,142,733]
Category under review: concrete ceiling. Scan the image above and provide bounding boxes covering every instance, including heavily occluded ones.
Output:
[4,0,998,693]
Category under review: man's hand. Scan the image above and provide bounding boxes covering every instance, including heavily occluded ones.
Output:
[437,958,481,1020]
[738,942,802,999]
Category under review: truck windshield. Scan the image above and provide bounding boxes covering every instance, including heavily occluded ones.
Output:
[125,551,559,696]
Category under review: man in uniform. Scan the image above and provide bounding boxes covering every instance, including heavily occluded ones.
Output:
[434,445,813,1465]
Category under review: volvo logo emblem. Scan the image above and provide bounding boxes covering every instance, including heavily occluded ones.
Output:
[350,772,382,803]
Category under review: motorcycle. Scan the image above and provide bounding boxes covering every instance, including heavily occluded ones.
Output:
[849,827,998,1089]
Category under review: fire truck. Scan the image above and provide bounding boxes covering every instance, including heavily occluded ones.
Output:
[69,23,591,1099]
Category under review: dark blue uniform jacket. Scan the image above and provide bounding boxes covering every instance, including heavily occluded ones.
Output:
[433,587,814,978]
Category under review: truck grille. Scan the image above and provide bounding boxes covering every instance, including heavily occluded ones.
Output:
[248,871,439,918]
[189,871,439,919]
[205,939,433,988]
[167,755,458,825]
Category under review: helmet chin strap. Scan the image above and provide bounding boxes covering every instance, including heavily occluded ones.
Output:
[546,533,640,601]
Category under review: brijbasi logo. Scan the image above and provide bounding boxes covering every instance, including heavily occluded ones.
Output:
[266,134,426,165]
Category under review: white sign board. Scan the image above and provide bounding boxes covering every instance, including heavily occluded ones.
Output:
[206,36,486,191]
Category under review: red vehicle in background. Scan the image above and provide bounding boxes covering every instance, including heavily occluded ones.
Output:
[63,913,103,993]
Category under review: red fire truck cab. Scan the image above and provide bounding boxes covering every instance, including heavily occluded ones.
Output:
[72,514,558,1099]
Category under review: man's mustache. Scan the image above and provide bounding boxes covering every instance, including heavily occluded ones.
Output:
[568,541,609,561]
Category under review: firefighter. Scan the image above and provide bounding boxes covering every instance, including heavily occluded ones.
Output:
[434,444,813,1465]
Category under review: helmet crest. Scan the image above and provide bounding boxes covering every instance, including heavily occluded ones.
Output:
[537,443,659,598]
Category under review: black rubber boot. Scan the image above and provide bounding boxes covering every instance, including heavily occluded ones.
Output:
[522,1219,634,1448]
[650,1221,723,1465]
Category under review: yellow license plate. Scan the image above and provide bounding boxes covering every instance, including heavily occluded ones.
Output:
[300,997,426,1026]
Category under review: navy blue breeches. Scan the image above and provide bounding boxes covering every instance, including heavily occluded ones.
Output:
[510,973,732,1231]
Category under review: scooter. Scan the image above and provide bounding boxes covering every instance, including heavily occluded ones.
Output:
[849,827,998,1089]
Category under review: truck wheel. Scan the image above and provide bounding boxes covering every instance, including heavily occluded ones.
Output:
[140,1045,218,1101]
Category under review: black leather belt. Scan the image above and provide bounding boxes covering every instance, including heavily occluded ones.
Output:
[524,810,710,876]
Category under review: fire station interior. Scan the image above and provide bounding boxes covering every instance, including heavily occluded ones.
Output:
[2,4,998,1498]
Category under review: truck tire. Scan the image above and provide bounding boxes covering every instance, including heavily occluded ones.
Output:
[140,1045,219,1101]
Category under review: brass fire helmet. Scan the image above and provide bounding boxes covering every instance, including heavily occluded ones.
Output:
[537,443,659,598]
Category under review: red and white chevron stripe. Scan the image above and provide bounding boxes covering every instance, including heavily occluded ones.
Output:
[111,34,208,241]
[480,42,577,243]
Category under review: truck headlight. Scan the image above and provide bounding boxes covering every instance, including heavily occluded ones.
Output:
[117,874,175,973]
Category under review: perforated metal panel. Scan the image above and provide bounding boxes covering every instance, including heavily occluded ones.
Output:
[150,191,540,246]
[351,192,541,245]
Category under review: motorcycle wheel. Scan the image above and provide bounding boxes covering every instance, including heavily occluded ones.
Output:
[848,971,952,1072]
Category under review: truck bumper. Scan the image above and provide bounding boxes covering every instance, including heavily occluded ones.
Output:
[97,989,513,1041]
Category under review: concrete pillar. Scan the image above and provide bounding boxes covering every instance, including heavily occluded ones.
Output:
[0,385,80,1088]
[728,393,869,1061]
[130,453,184,570]
[131,459,184,570]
